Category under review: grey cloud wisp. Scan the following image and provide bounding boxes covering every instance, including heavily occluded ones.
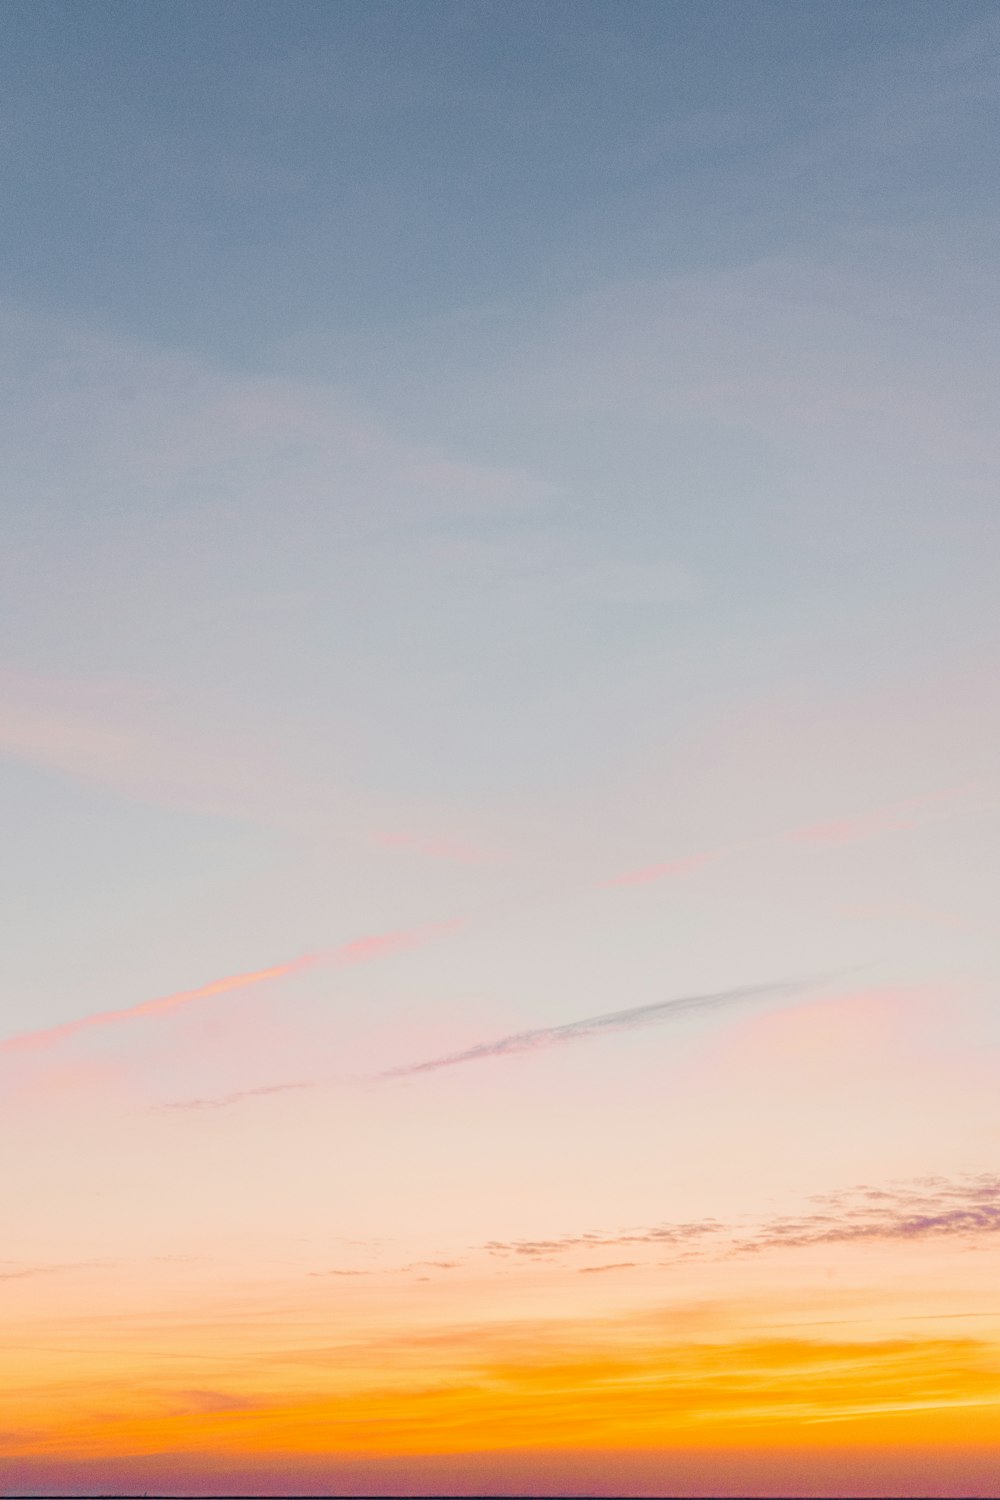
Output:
[156,1081,313,1112]
[154,976,838,1110]
[379,978,812,1080]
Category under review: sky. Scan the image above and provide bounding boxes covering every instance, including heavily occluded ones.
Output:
[1,2,999,1494]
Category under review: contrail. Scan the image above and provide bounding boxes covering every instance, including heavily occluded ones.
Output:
[379,977,812,1079]
[1,920,460,1055]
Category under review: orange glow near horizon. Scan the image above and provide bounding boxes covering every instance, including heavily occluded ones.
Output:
[5,1322,999,1466]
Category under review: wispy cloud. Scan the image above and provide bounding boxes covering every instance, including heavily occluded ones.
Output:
[790,811,918,847]
[174,1389,259,1415]
[484,1220,722,1260]
[308,1259,458,1280]
[837,899,970,931]
[156,1081,312,1112]
[1,920,459,1056]
[0,1260,106,1282]
[733,1173,1000,1254]
[0,668,296,826]
[788,780,988,848]
[380,978,811,1079]
[332,920,461,966]
[603,850,722,887]
[373,831,497,865]
[603,779,994,889]
[484,1174,1000,1268]
[307,1268,368,1278]
[154,964,862,1113]
[1,955,322,1057]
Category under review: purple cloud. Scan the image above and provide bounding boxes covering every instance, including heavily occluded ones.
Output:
[481,1174,1000,1267]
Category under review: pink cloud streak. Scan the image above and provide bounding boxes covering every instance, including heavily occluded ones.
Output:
[604,851,721,887]
[788,779,986,848]
[373,831,495,864]
[604,778,993,888]
[0,921,459,1056]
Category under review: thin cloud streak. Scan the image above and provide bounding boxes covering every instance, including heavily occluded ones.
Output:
[156,1081,313,1112]
[379,978,812,1079]
[0,954,322,1056]
[331,920,462,966]
[578,1261,637,1274]
[787,779,990,848]
[604,851,722,887]
[1,920,460,1056]
[373,831,496,865]
[604,779,995,888]
[484,1219,722,1259]
[0,1260,106,1282]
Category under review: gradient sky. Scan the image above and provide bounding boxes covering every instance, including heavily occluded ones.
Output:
[2,3,999,1495]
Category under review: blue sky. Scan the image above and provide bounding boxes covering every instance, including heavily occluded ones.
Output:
[3,1,992,353]
[1,0,997,1017]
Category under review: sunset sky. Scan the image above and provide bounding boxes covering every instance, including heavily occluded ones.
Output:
[2,3,999,1495]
